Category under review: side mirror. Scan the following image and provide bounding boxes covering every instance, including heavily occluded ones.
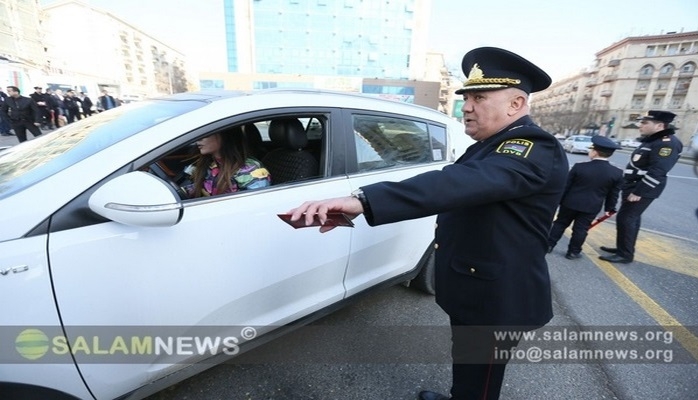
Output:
[89,171,183,227]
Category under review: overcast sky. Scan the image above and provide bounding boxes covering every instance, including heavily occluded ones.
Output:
[43,0,698,81]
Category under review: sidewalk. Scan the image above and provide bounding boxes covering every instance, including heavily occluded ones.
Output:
[0,127,51,149]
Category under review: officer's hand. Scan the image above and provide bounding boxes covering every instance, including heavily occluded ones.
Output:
[288,196,363,233]
[627,193,641,202]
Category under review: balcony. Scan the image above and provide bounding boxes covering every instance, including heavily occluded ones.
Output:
[673,88,688,95]
[608,59,620,67]
[602,74,617,82]
[585,80,597,87]
[600,90,613,97]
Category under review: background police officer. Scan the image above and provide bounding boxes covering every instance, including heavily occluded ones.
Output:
[548,135,623,259]
[599,110,683,263]
[289,47,568,400]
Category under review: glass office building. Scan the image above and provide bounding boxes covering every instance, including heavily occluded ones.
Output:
[223,0,430,80]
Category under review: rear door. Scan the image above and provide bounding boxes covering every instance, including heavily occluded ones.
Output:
[342,110,450,296]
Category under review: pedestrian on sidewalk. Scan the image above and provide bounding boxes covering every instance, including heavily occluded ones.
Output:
[547,135,623,259]
[0,87,14,136]
[1,86,42,143]
[29,86,52,129]
[599,110,683,263]
[80,92,94,117]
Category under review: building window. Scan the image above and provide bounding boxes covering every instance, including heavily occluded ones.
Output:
[632,96,645,108]
[659,64,674,75]
[652,96,663,106]
[200,80,225,89]
[635,81,649,91]
[640,65,654,76]
[645,46,656,57]
[669,96,684,108]
[680,62,696,73]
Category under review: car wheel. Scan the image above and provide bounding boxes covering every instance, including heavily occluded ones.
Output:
[409,249,436,295]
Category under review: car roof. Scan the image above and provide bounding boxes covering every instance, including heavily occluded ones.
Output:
[151,88,449,120]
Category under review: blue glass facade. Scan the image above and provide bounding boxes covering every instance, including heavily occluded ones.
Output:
[225,0,417,79]
[224,0,238,72]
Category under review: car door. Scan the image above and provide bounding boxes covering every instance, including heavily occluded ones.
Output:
[46,109,352,399]
[341,111,447,296]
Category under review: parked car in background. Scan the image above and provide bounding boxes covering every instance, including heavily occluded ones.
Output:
[0,89,474,400]
[620,138,642,148]
[563,135,592,154]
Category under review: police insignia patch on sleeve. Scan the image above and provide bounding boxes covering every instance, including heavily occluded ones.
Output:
[496,139,533,158]
[658,147,672,157]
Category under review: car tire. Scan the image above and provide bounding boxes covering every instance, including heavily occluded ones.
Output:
[409,249,436,295]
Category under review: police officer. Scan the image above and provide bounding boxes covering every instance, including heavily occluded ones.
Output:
[289,47,568,400]
[599,110,683,263]
[548,135,623,259]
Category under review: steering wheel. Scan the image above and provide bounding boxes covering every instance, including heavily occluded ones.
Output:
[148,162,189,199]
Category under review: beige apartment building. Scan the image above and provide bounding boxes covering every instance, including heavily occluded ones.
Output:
[1,0,191,100]
[532,31,698,146]
[41,0,191,100]
[0,0,47,90]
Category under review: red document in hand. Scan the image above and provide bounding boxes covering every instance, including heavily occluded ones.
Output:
[278,213,355,229]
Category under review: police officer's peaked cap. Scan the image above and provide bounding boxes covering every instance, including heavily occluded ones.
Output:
[455,47,552,95]
[33,86,42,89]
[637,110,676,124]
[591,135,620,151]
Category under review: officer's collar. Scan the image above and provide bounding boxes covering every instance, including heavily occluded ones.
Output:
[641,128,674,142]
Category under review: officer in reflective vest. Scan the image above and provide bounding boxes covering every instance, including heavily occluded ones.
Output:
[599,110,683,263]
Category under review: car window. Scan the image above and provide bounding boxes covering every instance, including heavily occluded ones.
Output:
[351,114,437,172]
[146,114,329,200]
[0,100,206,200]
[575,136,591,142]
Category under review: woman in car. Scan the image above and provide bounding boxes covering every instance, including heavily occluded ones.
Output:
[184,127,271,197]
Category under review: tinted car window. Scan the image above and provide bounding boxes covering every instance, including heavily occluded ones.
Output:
[352,114,433,172]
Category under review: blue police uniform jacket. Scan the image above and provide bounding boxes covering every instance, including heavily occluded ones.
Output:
[622,129,682,198]
[560,159,623,214]
[361,116,568,327]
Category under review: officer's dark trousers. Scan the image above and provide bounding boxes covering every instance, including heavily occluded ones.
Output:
[449,318,520,400]
[615,196,654,260]
[548,206,596,254]
[10,121,42,143]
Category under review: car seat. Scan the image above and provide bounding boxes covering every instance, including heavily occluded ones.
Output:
[262,118,319,184]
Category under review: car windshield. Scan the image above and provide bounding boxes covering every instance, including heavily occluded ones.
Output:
[575,136,592,142]
[0,99,206,200]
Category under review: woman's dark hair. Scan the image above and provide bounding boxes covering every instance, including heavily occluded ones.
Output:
[190,127,250,197]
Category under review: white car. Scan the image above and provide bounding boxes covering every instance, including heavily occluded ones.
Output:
[562,135,593,154]
[0,89,473,399]
[620,138,641,148]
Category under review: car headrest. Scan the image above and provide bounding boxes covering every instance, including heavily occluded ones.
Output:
[268,118,307,150]
[244,123,263,146]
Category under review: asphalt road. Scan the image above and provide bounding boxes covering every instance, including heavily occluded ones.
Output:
[144,151,698,400]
